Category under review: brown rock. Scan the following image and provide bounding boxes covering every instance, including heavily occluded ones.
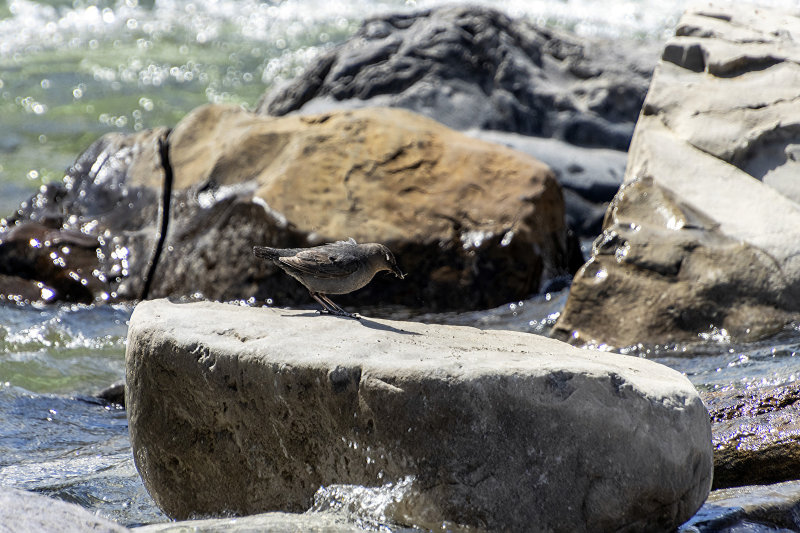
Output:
[147,105,577,310]
[2,105,576,310]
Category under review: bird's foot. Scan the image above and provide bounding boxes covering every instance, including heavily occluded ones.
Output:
[314,308,359,319]
[332,309,360,319]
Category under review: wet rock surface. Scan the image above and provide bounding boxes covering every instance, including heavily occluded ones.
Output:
[135,511,367,532]
[680,480,800,533]
[259,5,651,150]
[704,384,800,491]
[126,299,712,531]
[0,486,129,533]
[0,129,168,304]
[0,5,664,305]
[554,4,800,347]
[1,105,578,311]
[258,5,656,239]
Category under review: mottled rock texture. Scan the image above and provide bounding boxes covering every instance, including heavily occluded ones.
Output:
[704,383,800,490]
[150,105,577,310]
[126,299,712,532]
[1,105,578,311]
[554,4,800,347]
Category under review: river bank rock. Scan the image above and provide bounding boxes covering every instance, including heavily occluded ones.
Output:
[126,299,712,531]
[0,486,129,533]
[1,105,578,311]
[258,5,656,239]
[553,4,800,347]
[703,383,800,490]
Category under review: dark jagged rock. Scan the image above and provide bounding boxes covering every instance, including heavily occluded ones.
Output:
[258,5,652,151]
[0,128,168,304]
[257,5,656,239]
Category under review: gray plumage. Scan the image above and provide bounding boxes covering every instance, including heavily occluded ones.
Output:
[253,238,404,318]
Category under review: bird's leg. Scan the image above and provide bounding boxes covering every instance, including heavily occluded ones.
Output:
[309,292,336,314]
[319,294,360,319]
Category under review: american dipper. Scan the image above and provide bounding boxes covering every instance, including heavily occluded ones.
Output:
[253,238,404,318]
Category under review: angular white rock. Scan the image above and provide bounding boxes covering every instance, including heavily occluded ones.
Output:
[555,3,800,347]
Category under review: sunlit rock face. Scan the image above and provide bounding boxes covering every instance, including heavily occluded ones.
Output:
[553,4,800,347]
[148,105,578,310]
[126,299,713,531]
[0,105,579,311]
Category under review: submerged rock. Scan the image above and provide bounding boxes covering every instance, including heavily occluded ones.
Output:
[126,299,712,531]
[258,5,655,240]
[2,105,578,311]
[704,383,800,490]
[0,486,129,533]
[680,480,800,532]
[554,4,800,347]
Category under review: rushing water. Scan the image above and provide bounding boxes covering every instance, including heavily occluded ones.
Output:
[3,0,800,529]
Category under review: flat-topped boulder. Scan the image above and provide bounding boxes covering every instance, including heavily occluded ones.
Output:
[553,4,800,347]
[126,299,712,531]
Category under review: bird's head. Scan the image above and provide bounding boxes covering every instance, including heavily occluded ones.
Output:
[372,244,405,279]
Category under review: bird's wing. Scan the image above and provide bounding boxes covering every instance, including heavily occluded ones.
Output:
[278,247,363,279]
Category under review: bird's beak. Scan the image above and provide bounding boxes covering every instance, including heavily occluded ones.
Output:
[392,266,406,279]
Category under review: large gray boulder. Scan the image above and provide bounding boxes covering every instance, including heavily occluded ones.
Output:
[554,4,800,347]
[126,299,712,532]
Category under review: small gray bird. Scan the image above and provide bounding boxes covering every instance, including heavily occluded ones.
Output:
[253,238,404,318]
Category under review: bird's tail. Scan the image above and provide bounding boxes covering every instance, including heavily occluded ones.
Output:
[253,246,280,260]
